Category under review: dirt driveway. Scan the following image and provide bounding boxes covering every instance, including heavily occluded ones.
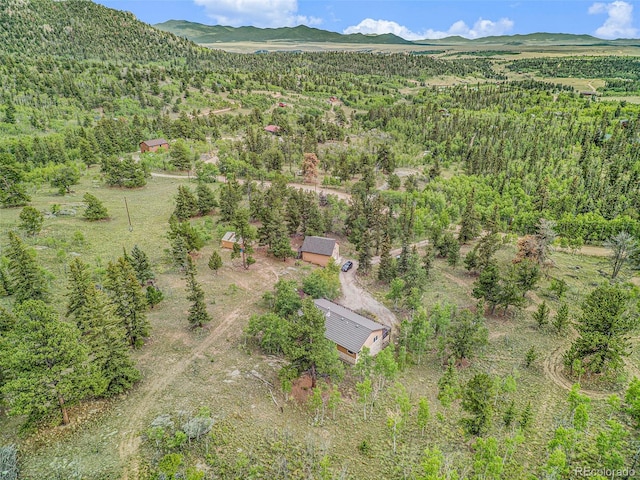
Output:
[338,259,398,329]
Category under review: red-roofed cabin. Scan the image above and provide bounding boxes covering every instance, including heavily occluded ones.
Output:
[278,102,287,107]
[140,138,169,153]
[264,125,281,134]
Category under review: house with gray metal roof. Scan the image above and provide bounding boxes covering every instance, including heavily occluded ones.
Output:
[300,236,339,267]
[314,298,390,364]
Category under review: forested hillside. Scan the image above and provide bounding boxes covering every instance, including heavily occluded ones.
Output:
[1,1,639,479]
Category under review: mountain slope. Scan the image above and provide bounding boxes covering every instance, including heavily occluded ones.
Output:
[154,21,412,45]
[0,0,205,61]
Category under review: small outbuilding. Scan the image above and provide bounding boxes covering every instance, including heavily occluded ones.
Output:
[314,299,390,364]
[140,138,169,153]
[300,236,339,267]
[221,232,241,249]
[264,125,281,134]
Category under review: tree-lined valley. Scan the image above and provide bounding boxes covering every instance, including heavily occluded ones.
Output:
[1,1,640,479]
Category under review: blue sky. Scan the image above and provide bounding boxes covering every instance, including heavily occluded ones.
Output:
[95,0,640,39]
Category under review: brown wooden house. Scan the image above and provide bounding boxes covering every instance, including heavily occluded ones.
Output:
[140,138,169,153]
[300,236,339,267]
[314,299,390,365]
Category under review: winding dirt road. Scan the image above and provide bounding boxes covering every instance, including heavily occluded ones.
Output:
[150,172,351,201]
[118,308,241,479]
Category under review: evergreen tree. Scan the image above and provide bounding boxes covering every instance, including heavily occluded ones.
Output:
[18,206,44,236]
[66,258,93,320]
[105,257,149,348]
[564,285,637,375]
[462,372,495,435]
[83,192,109,220]
[4,101,16,124]
[514,259,540,297]
[472,263,502,314]
[66,269,140,396]
[195,183,218,216]
[0,300,99,425]
[6,231,48,304]
[184,256,211,329]
[208,250,223,274]
[173,185,198,221]
[553,303,570,333]
[129,245,154,285]
[284,299,343,388]
[169,139,191,170]
[533,301,551,329]
[231,208,256,269]
[218,177,242,222]
[377,234,395,283]
[0,153,30,207]
[146,285,164,309]
[438,360,461,407]
[458,187,480,243]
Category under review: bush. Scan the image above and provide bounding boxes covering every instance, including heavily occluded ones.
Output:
[0,445,18,480]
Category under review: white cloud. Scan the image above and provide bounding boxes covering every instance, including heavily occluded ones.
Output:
[589,1,638,38]
[344,17,514,40]
[193,0,321,28]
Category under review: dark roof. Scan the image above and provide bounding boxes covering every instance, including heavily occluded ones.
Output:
[140,138,168,147]
[300,236,336,256]
[314,299,387,353]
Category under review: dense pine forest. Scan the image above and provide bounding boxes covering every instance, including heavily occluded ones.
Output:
[1,1,640,479]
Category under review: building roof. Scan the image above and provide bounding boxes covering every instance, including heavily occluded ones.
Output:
[264,125,280,133]
[314,299,387,353]
[222,231,241,243]
[140,138,168,147]
[300,236,336,256]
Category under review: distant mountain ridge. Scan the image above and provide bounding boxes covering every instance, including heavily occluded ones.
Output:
[155,21,640,47]
[154,21,412,45]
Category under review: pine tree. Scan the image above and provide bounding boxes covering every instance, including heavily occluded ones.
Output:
[553,303,570,333]
[66,258,93,320]
[4,101,16,124]
[472,263,502,314]
[146,285,164,308]
[462,372,495,435]
[83,192,109,220]
[208,250,223,274]
[129,245,154,285]
[18,206,44,236]
[377,234,395,283]
[533,301,550,329]
[218,177,242,222]
[0,153,30,207]
[195,183,218,216]
[184,256,211,329]
[66,272,140,396]
[0,300,99,425]
[458,187,480,244]
[173,185,198,221]
[231,208,256,269]
[169,139,191,170]
[6,231,48,304]
[105,257,149,348]
[564,285,637,374]
[285,299,344,388]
